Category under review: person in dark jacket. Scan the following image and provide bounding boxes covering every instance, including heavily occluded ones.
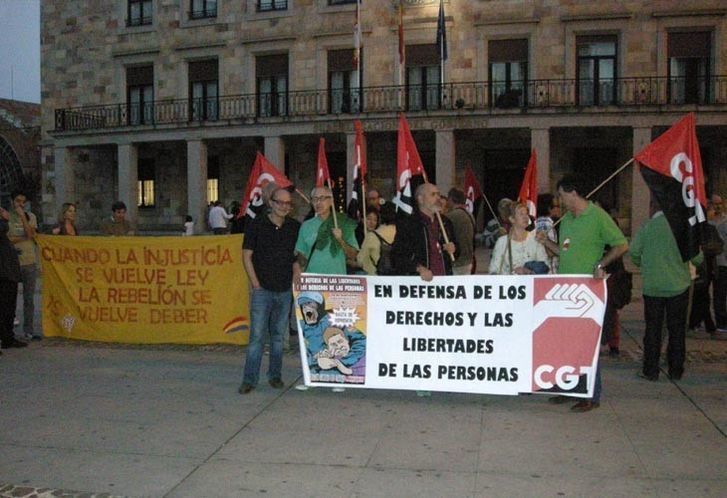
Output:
[392,183,457,281]
[0,206,28,350]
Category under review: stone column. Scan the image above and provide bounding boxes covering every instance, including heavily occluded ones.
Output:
[117,143,138,224]
[435,129,455,195]
[530,127,551,193]
[53,146,74,214]
[631,127,652,237]
[264,136,286,172]
[187,140,208,230]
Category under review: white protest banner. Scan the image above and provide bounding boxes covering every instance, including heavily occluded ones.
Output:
[294,274,606,398]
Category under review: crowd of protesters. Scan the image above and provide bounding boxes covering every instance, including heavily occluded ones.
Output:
[2,178,724,414]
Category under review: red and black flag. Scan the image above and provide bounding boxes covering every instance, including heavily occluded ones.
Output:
[464,163,483,216]
[240,152,292,220]
[393,113,426,215]
[634,113,707,261]
[347,120,367,220]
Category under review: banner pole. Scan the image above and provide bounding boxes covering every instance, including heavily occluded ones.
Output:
[295,188,311,205]
[326,178,339,229]
[481,190,501,229]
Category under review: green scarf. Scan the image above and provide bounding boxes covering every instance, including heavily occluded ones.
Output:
[315,214,357,258]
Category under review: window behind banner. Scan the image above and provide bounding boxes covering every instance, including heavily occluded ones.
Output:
[576,35,617,106]
[328,49,361,114]
[137,158,155,208]
[126,65,154,125]
[488,39,528,108]
[189,59,218,121]
[257,54,288,117]
[406,44,441,111]
[127,0,152,26]
[207,156,219,203]
[257,0,287,11]
[668,31,711,105]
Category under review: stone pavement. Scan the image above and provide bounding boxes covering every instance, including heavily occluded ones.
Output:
[0,294,725,498]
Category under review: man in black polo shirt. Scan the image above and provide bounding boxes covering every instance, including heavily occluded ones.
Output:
[239,188,301,394]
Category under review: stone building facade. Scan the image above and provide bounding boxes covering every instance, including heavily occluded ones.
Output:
[41,0,727,233]
[0,99,41,213]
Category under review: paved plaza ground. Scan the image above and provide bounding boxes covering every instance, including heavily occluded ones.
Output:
[1,290,725,497]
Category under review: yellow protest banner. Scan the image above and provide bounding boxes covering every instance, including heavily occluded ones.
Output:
[37,234,249,345]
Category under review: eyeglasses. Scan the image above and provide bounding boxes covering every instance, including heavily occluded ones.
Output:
[272,199,292,207]
[311,196,332,203]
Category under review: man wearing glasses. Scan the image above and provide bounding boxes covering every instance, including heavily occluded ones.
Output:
[239,188,301,394]
[295,186,359,276]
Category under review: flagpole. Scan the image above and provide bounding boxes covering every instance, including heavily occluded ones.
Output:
[552,157,635,228]
[326,178,339,229]
[421,175,455,263]
[294,188,311,205]
[481,191,501,229]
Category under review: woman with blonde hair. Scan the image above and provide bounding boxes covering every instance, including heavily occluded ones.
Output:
[52,203,78,235]
[489,201,548,275]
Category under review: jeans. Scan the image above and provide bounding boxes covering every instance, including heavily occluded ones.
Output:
[643,290,689,378]
[242,287,292,386]
[715,266,727,329]
[19,265,36,336]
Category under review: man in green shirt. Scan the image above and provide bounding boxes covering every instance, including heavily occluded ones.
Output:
[537,176,628,412]
[295,186,358,276]
[630,197,701,381]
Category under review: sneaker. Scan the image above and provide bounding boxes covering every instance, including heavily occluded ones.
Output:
[1,339,28,349]
[331,387,345,393]
[294,384,310,391]
[13,318,20,326]
[571,400,599,413]
[668,371,683,381]
[269,378,284,389]
[238,383,254,394]
[416,390,431,397]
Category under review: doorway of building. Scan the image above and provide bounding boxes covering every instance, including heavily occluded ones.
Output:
[480,149,531,222]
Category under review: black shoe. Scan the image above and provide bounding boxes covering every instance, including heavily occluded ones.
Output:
[31,335,43,341]
[637,371,658,381]
[2,339,28,349]
[668,372,683,381]
[548,395,571,405]
[608,347,620,358]
[571,400,600,413]
[238,383,254,394]
[269,378,284,389]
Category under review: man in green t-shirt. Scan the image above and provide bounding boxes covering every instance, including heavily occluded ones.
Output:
[8,190,39,341]
[537,176,628,412]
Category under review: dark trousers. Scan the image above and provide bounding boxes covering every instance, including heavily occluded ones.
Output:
[643,290,689,378]
[689,281,716,332]
[0,280,19,345]
[715,266,727,329]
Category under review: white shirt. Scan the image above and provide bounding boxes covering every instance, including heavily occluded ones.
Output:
[489,230,549,275]
[208,205,232,229]
[183,221,194,236]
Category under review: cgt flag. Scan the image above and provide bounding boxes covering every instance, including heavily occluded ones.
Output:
[316,137,331,188]
[241,152,292,219]
[518,150,538,218]
[464,164,483,216]
[634,113,707,261]
[393,114,426,215]
[347,120,368,220]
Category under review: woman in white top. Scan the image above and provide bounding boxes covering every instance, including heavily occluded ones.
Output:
[357,204,397,275]
[489,201,549,275]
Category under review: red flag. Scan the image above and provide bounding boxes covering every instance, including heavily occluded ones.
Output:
[518,150,538,218]
[634,113,707,260]
[464,164,483,215]
[393,113,426,214]
[241,152,292,219]
[316,137,331,188]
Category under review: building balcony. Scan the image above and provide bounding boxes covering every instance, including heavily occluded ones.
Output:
[53,75,727,133]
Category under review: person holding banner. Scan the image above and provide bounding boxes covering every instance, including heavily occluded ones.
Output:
[0,206,27,350]
[100,201,135,236]
[536,176,627,412]
[51,203,78,236]
[295,186,358,276]
[489,201,549,275]
[392,183,456,282]
[239,188,301,394]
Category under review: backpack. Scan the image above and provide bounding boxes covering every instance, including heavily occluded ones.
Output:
[373,232,395,275]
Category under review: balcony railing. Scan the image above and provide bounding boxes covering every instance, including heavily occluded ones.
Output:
[54,75,727,132]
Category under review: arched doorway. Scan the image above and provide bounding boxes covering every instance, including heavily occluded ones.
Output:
[0,135,24,206]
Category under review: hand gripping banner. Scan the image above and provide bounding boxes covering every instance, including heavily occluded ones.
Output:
[294,274,606,397]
